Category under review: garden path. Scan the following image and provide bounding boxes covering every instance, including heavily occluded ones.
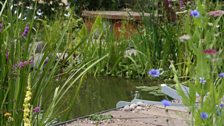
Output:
[63,105,190,126]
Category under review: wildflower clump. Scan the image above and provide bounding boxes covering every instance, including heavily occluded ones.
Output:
[23,74,32,126]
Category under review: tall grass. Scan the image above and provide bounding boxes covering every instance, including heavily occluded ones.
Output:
[0,1,108,125]
[76,0,222,80]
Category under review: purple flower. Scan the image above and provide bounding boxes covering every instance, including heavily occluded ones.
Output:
[203,49,217,55]
[148,69,160,77]
[180,0,184,9]
[199,77,206,84]
[208,10,224,17]
[190,10,200,18]
[33,106,41,113]
[22,24,29,37]
[219,73,224,78]
[14,59,33,69]
[161,99,171,107]
[6,50,9,62]
[200,112,208,119]
[220,104,224,108]
[0,22,3,32]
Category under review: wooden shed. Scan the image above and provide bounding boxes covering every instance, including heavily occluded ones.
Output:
[82,10,150,39]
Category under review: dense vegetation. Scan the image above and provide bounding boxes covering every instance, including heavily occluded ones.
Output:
[0,0,224,125]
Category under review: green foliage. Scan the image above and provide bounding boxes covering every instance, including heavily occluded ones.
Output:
[0,1,108,125]
[88,114,113,121]
[170,1,224,125]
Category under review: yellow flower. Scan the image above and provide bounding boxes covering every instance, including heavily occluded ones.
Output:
[23,74,32,126]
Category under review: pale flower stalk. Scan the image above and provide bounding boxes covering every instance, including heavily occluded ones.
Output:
[23,74,32,126]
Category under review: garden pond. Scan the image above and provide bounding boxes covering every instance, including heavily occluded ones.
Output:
[50,76,167,122]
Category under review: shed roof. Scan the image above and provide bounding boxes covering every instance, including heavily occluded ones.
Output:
[82,10,150,20]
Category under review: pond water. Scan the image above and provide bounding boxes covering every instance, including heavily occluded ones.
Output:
[51,76,165,122]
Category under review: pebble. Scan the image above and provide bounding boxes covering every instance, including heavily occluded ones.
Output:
[129,103,137,110]
[123,105,130,111]
[136,106,142,110]
[136,101,146,107]
[122,102,149,111]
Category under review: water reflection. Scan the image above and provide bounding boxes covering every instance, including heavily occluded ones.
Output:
[58,76,164,121]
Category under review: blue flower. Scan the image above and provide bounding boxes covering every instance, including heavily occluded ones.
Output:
[220,104,224,108]
[148,69,160,77]
[200,112,208,119]
[161,100,171,107]
[199,77,206,84]
[190,10,200,17]
[219,73,224,78]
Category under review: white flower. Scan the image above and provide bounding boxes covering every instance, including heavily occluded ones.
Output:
[124,48,137,58]
[18,13,22,19]
[64,12,70,17]
[179,34,191,42]
[208,22,220,28]
[37,9,43,16]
